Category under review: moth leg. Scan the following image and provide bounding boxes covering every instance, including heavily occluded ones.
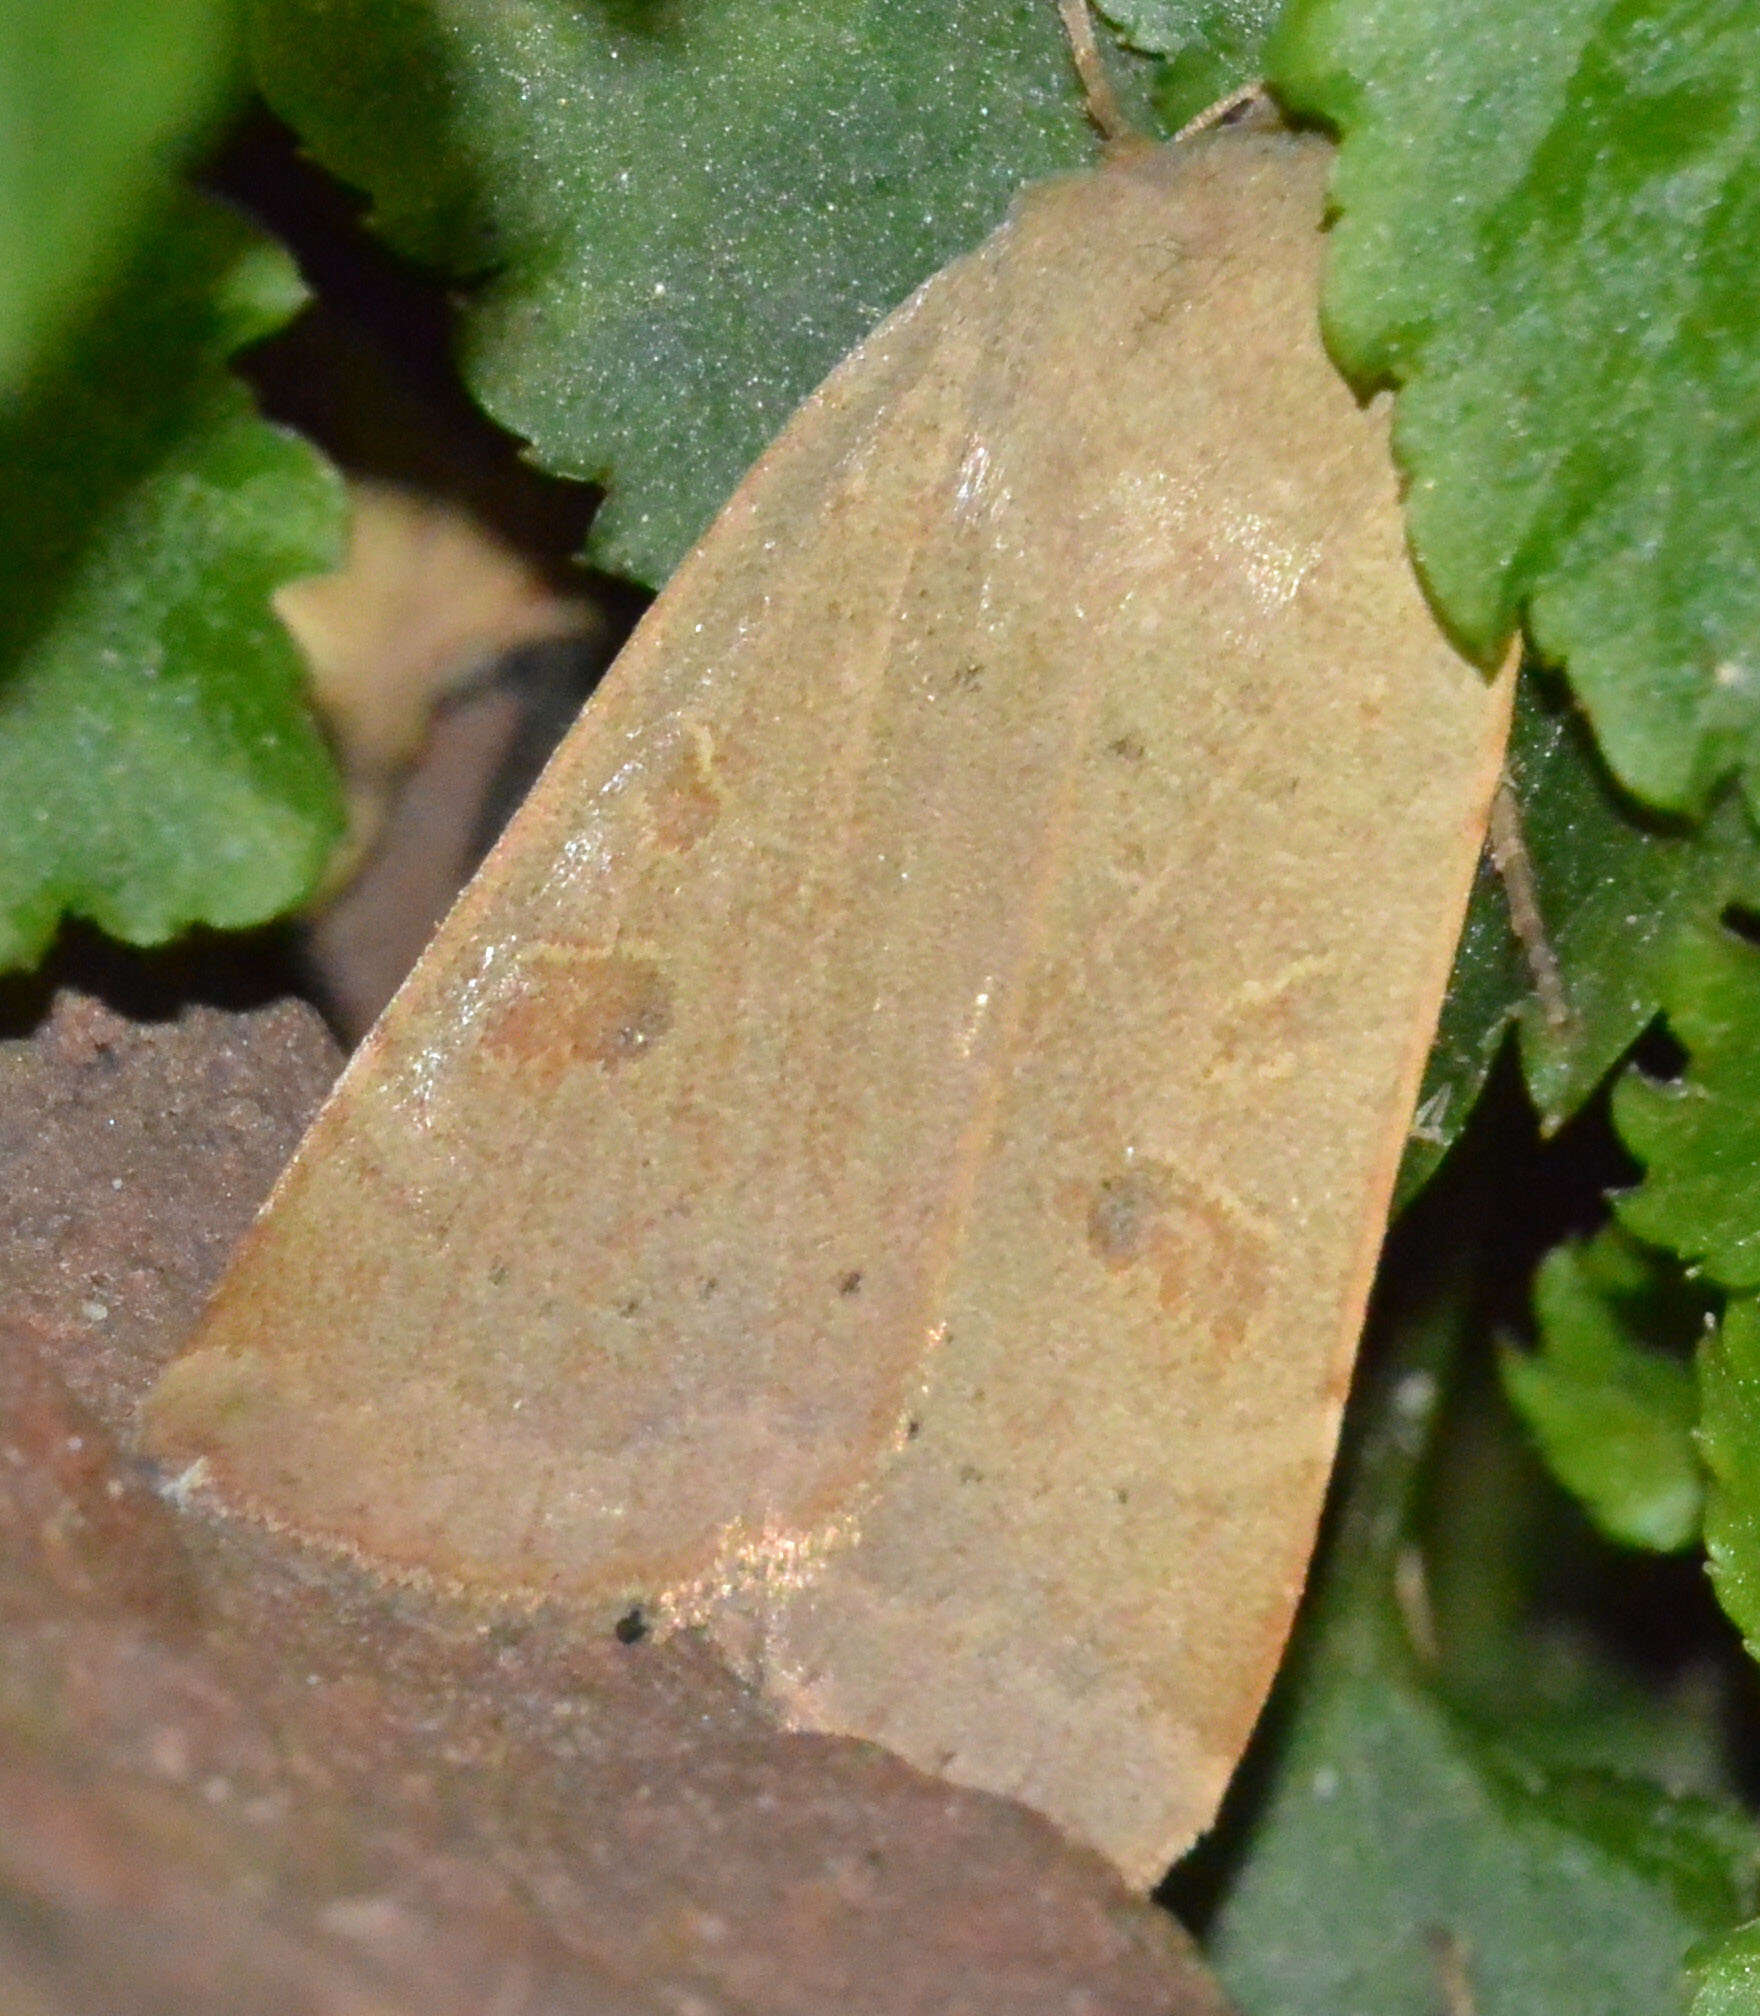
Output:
[1488,776,1572,1031]
[1394,1541,1440,1666]
[1424,1928,1479,2016]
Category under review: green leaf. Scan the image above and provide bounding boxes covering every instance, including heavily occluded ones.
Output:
[1396,847,1522,1212]
[1696,1298,1760,1657]
[1201,1263,1758,2015]
[0,0,240,392]
[1691,1917,1760,2016]
[1269,0,1760,819]
[246,0,1160,588]
[1211,1667,1756,2016]
[1395,673,1760,1211]
[1501,1228,1706,1554]
[0,197,347,969]
[1616,925,1760,1290]
[1097,0,1274,47]
[1611,931,1760,1654]
[1095,2,1278,127]
[1419,1324,1735,1799]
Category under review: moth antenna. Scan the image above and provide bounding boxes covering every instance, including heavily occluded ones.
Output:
[1173,80,1278,145]
[1056,0,1141,151]
[1488,775,1572,1031]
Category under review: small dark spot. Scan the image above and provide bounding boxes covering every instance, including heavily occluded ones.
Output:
[614,1606,649,1645]
[604,993,672,1065]
[699,1275,719,1301]
[838,1269,863,1298]
[1115,1486,1131,1506]
[905,1417,922,1440]
[1108,733,1146,762]
[1087,1163,1175,1267]
[958,1463,984,1485]
[488,1262,509,1288]
[616,1296,642,1319]
[951,661,983,693]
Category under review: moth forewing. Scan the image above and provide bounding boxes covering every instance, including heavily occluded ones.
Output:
[147,130,1514,1887]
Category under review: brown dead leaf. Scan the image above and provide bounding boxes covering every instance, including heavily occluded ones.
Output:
[147,128,1514,1886]
[280,481,599,886]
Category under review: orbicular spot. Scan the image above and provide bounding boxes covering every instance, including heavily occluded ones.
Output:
[1082,1158,1271,1357]
[482,948,674,1083]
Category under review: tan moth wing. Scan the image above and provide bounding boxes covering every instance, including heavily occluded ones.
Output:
[147,131,1514,1886]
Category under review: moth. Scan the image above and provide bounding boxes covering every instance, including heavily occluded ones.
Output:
[148,123,1513,1886]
